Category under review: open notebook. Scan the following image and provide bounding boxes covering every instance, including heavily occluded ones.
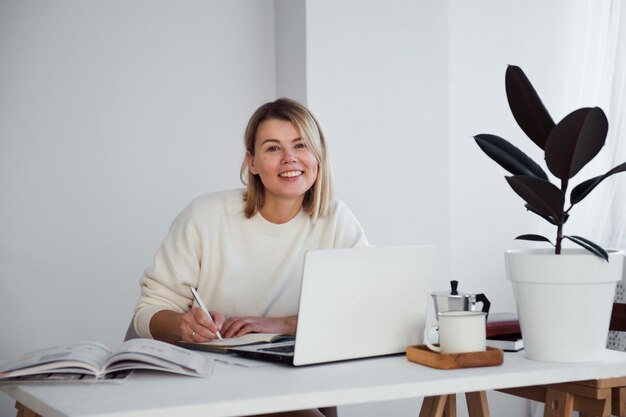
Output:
[178,333,294,353]
[230,244,434,366]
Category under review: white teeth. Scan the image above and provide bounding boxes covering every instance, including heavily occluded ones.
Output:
[280,171,302,178]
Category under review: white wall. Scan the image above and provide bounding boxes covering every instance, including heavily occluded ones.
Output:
[306,0,451,281]
[275,0,307,103]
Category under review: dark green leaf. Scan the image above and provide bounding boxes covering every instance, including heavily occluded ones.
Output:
[524,204,569,225]
[515,234,555,246]
[505,65,555,150]
[570,161,626,205]
[506,176,565,223]
[474,134,548,180]
[545,107,608,180]
[563,235,609,262]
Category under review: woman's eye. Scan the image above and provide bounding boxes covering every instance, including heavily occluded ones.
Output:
[294,142,307,149]
[266,146,280,152]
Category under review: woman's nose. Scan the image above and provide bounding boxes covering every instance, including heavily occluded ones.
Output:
[282,150,297,164]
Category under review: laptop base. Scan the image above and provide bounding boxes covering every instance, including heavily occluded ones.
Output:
[230,341,295,364]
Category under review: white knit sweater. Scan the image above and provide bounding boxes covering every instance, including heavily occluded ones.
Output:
[133,189,369,338]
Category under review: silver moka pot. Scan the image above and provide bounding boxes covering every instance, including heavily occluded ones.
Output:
[431,280,491,317]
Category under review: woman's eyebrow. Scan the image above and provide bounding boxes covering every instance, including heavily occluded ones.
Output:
[259,138,280,146]
[259,137,302,146]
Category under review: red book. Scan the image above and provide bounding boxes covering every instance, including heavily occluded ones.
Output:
[486,312,521,338]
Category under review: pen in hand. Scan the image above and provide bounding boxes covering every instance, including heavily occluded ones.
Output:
[190,287,223,340]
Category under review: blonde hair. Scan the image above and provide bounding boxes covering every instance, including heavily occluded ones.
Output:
[240,98,333,220]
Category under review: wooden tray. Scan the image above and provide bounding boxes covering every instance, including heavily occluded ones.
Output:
[406,345,503,369]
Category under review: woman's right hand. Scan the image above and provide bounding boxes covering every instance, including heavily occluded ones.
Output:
[180,308,225,342]
[150,309,225,343]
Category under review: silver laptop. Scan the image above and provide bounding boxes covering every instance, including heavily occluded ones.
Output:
[231,244,434,366]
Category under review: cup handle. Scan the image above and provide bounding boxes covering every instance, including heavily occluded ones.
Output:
[423,322,441,352]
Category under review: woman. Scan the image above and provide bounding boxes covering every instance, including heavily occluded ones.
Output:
[133,98,368,345]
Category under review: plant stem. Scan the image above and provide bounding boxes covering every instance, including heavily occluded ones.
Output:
[556,178,568,255]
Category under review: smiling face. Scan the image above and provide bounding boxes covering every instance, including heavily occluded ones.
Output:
[246,119,319,211]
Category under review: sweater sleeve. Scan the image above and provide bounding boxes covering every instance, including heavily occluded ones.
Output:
[133,201,205,338]
[333,201,370,248]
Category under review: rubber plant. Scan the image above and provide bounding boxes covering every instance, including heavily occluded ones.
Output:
[474,65,626,261]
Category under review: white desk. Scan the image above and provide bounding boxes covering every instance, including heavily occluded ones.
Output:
[4,350,626,417]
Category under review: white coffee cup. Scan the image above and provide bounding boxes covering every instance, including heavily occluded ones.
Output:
[423,311,487,354]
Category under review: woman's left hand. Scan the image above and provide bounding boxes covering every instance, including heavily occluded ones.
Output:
[221,315,297,338]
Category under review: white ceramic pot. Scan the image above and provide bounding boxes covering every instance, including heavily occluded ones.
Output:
[505,248,624,363]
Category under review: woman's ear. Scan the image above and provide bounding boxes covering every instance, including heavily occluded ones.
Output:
[246,151,258,175]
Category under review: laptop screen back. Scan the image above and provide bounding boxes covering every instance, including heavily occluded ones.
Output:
[293,244,434,366]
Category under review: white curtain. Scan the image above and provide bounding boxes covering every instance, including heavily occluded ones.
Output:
[573,0,626,250]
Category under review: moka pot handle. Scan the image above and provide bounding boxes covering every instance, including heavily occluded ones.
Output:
[475,293,491,316]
